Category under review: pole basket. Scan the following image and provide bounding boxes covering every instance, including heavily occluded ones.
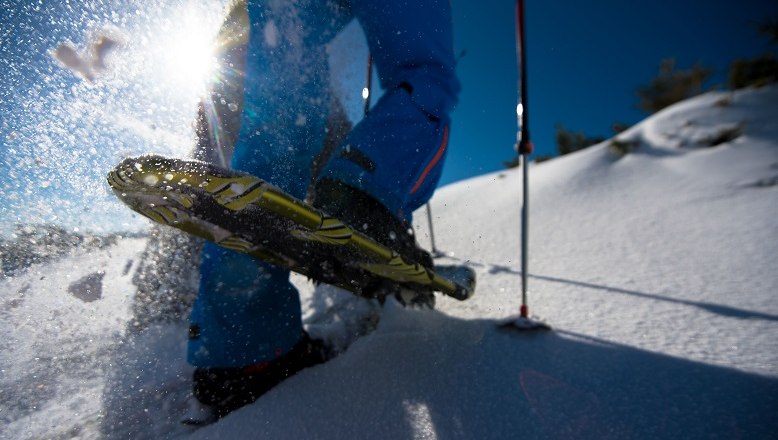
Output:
[498,298,551,332]
[498,313,552,332]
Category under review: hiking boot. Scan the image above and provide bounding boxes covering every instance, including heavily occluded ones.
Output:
[192,332,328,417]
[311,178,433,268]
[311,178,436,308]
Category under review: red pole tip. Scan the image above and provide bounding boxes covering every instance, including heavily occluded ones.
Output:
[520,304,529,318]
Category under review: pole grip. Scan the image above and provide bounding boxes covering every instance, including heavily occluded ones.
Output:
[516,0,531,155]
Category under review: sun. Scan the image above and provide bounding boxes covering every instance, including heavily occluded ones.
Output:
[159,11,218,96]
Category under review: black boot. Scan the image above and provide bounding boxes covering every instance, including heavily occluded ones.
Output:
[311,178,433,268]
[192,332,328,417]
[311,178,436,307]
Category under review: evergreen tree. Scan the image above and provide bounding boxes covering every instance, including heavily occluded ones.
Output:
[555,124,605,156]
[729,54,778,89]
[728,18,778,89]
[636,58,712,113]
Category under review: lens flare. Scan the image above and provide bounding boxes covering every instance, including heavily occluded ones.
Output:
[159,11,218,96]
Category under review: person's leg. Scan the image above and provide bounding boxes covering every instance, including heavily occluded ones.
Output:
[231,0,350,195]
[317,0,460,222]
[189,244,303,367]
[189,0,352,368]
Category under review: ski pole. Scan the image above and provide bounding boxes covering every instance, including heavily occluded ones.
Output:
[426,203,441,257]
[499,0,549,331]
[516,0,534,318]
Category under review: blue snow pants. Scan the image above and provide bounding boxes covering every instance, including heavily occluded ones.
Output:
[188,0,460,367]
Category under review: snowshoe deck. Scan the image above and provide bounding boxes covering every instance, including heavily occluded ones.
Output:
[107,155,475,301]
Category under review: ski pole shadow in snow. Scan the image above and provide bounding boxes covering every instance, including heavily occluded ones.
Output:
[451,258,778,322]
[529,273,778,322]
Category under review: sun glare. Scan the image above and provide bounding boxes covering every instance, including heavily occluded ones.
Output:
[158,11,218,97]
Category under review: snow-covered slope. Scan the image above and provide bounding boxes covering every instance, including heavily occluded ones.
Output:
[1,238,147,439]
[1,86,777,439]
[430,86,778,375]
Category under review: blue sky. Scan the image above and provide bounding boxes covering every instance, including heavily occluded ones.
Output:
[442,0,778,184]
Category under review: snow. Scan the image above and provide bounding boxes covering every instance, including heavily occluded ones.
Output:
[263,21,280,48]
[1,86,777,439]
